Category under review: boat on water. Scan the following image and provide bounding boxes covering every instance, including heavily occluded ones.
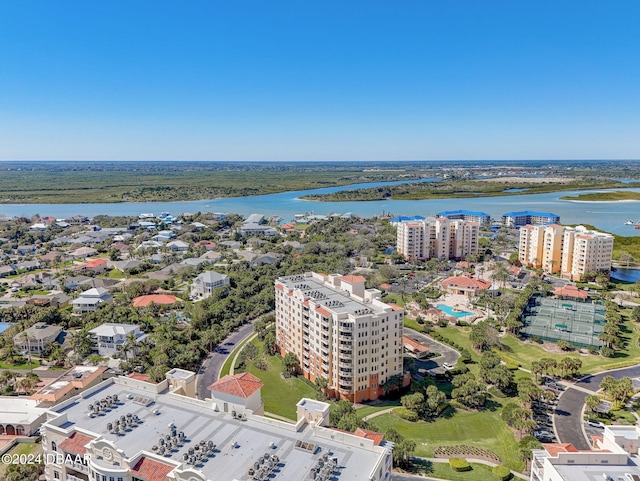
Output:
[625,219,634,225]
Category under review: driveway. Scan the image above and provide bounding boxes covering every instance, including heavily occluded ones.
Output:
[554,364,640,449]
[554,388,590,450]
[195,320,258,400]
[404,328,460,375]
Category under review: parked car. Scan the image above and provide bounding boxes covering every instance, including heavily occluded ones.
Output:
[442,363,455,370]
[535,430,554,438]
[586,420,605,428]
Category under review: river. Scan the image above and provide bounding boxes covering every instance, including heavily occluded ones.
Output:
[1,181,640,236]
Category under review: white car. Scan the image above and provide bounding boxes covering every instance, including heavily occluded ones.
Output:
[442,363,455,370]
[586,420,605,428]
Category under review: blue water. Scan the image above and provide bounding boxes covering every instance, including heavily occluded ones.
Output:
[611,268,640,283]
[2,179,640,236]
[436,304,473,318]
[0,322,14,334]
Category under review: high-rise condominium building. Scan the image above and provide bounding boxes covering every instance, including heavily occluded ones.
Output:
[275,272,405,402]
[519,225,613,280]
[396,217,479,261]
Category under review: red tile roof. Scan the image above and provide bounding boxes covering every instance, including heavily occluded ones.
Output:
[59,432,95,456]
[131,456,175,481]
[388,303,404,312]
[542,443,579,456]
[379,283,392,290]
[127,372,154,383]
[341,275,366,284]
[441,276,491,290]
[316,306,331,317]
[354,428,384,446]
[553,285,588,299]
[208,372,263,398]
[403,336,429,352]
[132,294,179,307]
[85,259,107,267]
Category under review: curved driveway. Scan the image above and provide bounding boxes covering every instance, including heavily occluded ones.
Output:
[554,363,640,449]
[195,320,257,400]
[403,328,460,374]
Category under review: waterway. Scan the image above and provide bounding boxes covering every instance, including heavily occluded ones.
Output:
[611,268,640,283]
[2,181,640,236]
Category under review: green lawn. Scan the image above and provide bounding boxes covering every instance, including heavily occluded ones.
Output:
[0,360,40,369]
[368,405,524,472]
[237,341,318,420]
[428,462,503,481]
[356,401,401,419]
[0,442,42,477]
[435,309,640,375]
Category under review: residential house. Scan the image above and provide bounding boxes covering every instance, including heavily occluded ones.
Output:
[88,323,146,357]
[192,271,230,299]
[71,287,113,314]
[15,259,41,271]
[13,323,64,355]
[110,260,142,272]
[167,240,189,252]
[74,258,109,274]
[0,265,16,277]
[17,245,37,255]
[68,246,98,258]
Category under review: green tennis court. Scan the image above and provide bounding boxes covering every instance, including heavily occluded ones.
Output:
[520,297,605,347]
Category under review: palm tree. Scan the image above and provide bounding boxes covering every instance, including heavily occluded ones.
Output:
[585,395,601,413]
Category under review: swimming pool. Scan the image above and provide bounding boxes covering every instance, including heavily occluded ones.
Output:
[0,322,14,334]
[436,304,472,318]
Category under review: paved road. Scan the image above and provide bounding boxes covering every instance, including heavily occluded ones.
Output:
[554,388,590,449]
[404,328,460,374]
[554,364,640,449]
[575,365,640,392]
[195,321,257,400]
[0,368,68,379]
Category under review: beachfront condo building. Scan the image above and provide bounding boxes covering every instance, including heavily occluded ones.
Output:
[519,225,613,280]
[503,210,560,228]
[275,272,405,402]
[396,217,479,261]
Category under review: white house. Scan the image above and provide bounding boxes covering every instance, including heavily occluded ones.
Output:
[88,323,146,357]
[71,287,113,314]
[192,271,230,299]
[208,372,264,415]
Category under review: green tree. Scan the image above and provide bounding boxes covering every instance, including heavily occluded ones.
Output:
[585,395,601,413]
[283,352,299,375]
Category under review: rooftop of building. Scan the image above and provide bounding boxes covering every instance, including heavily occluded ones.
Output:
[0,396,47,425]
[14,322,62,340]
[553,462,640,481]
[34,366,105,397]
[503,210,560,217]
[132,294,179,307]
[276,273,392,317]
[436,209,490,217]
[46,377,386,481]
[89,323,140,337]
[208,373,263,398]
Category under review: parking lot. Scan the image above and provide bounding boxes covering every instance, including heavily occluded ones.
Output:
[403,328,460,375]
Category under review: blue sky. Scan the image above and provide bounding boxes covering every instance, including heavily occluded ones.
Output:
[1,1,639,161]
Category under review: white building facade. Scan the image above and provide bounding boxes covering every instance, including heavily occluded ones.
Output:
[396,217,479,261]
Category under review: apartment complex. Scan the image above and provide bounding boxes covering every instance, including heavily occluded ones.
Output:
[275,272,405,402]
[436,209,491,224]
[41,369,393,481]
[531,425,640,481]
[503,211,560,228]
[396,217,479,261]
[519,225,613,280]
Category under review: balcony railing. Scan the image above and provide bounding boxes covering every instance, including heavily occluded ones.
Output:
[65,459,88,473]
[66,474,86,481]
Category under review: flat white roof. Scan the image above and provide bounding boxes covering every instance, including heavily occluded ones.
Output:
[0,396,47,425]
[47,379,386,481]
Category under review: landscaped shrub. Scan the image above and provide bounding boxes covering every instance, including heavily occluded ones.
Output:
[600,346,615,358]
[492,465,512,480]
[395,408,419,421]
[448,458,471,472]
